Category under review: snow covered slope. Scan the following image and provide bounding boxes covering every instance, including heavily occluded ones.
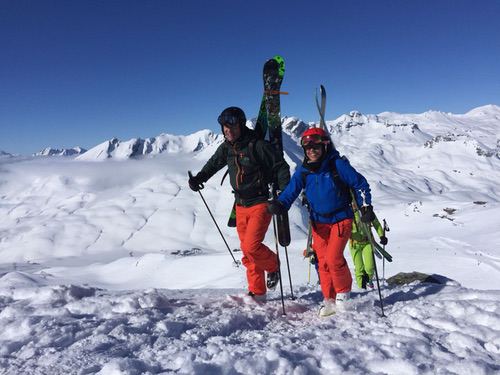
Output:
[1,278,498,374]
[0,105,499,374]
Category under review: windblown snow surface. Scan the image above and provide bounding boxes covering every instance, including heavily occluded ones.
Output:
[0,106,499,374]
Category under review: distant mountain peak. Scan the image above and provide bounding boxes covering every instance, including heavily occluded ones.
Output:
[34,147,87,157]
[465,104,500,117]
[282,117,310,141]
[76,129,223,161]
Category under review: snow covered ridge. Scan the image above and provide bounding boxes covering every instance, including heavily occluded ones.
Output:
[424,134,499,157]
[281,116,310,142]
[316,105,500,159]
[76,129,223,161]
[71,104,499,161]
[33,146,87,157]
[281,104,499,150]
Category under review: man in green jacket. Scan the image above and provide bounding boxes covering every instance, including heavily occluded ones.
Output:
[188,107,290,300]
[349,210,388,289]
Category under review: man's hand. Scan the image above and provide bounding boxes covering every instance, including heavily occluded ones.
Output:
[188,173,204,192]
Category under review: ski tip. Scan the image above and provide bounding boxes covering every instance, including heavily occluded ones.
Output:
[273,55,284,63]
[271,55,285,77]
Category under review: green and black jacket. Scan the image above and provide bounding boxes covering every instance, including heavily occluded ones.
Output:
[198,130,290,207]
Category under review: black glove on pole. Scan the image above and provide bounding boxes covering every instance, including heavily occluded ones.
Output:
[380,236,388,245]
[360,205,375,223]
[267,200,286,215]
[188,173,204,192]
[187,171,240,267]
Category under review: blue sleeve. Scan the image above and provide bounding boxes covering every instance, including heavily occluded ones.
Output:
[277,169,304,210]
[336,158,372,207]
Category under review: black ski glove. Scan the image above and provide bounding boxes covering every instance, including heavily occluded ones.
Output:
[188,173,205,192]
[267,200,286,215]
[360,205,375,223]
[303,249,318,265]
[380,236,388,245]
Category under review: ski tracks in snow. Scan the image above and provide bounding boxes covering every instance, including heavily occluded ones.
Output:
[433,237,500,272]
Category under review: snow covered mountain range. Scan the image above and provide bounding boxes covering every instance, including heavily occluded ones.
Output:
[70,104,499,162]
[33,146,87,157]
[0,105,499,373]
[76,130,223,161]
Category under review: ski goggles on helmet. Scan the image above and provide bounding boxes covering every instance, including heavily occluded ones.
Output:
[301,134,325,147]
[217,113,240,128]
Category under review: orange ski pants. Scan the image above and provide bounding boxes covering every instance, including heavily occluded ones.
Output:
[236,202,278,295]
[312,218,353,299]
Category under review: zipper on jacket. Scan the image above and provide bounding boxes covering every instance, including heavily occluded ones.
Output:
[233,144,243,188]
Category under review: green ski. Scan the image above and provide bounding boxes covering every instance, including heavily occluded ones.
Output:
[350,190,393,262]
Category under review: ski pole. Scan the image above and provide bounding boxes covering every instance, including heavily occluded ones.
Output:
[382,255,385,283]
[372,251,385,317]
[272,215,286,316]
[370,224,385,317]
[271,184,294,301]
[283,245,295,300]
[188,171,240,267]
[382,219,390,283]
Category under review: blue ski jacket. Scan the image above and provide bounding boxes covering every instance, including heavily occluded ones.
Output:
[277,149,372,224]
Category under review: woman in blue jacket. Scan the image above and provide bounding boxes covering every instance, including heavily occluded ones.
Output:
[268,127,375,317]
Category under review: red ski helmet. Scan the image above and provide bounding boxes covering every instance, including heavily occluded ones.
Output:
[301,127,331,147]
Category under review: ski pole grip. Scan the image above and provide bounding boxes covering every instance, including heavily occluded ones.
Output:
[188,171,193,179]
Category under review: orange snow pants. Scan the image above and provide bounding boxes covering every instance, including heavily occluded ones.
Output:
[312,218,353,299]
[236,202,279,295]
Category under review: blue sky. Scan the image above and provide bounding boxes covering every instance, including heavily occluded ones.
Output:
[1,0,499,154]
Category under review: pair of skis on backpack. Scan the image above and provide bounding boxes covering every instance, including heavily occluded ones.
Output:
[227,55,291,248]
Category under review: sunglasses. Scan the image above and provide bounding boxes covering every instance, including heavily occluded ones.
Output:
[217,113,240,127]
[301,134,325,146]
[303,143,323,151]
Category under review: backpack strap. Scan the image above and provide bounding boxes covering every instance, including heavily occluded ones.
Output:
[300,170,310,188]
[328,157,351,201]
[248,140,258,165]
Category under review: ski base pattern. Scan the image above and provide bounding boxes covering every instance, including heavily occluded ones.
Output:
[263,56,291,247]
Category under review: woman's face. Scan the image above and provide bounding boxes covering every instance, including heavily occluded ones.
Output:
[304,143,323,162]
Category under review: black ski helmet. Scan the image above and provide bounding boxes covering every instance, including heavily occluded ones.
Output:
[217,107,247,131]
